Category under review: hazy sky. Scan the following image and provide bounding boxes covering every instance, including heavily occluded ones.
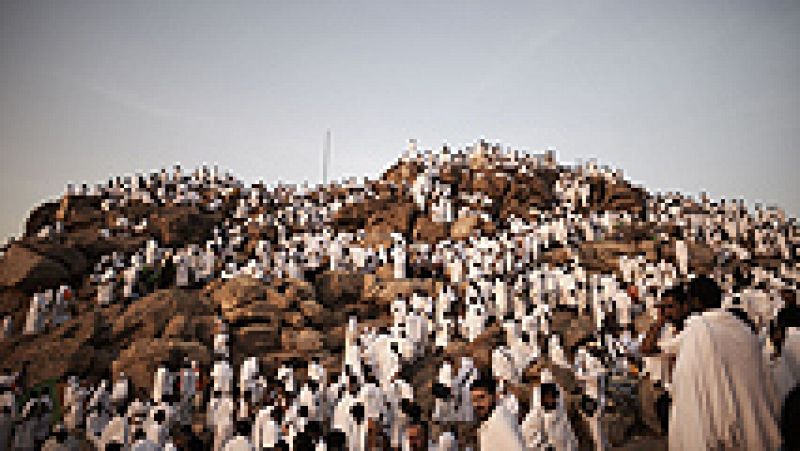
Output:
[1,0,798,241]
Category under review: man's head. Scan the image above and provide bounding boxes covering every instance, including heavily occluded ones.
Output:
[771,306,800,354]
[366,419,387,450]
[781,289,797,308]
[405,421,428,451]
[326,430,347,451]
[470,370,497,422]
[350,403,365,425]
[687,276,722,312]
[658,286,688,324]
[540,382,559,412]
[626,284,640,303]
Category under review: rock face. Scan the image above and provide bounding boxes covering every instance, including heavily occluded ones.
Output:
[148,206,220,247]
[0,143,794,450]
[0,244,70,291]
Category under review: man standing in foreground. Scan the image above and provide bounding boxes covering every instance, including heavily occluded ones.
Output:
[669,276,781,450]
[471,370,525,451]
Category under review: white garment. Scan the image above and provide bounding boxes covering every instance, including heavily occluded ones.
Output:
[212,361,233,394]
[208,396,235,451]
[152,367,172,403]
[436,432,457,451]
[99,415,130,450]
[131,438,161,451]
[675,240,688,275]
[521,382,577,451]
[669,309,781,451]
[253,407,280,449]
[478,404,525,451]
[222,435,255,451]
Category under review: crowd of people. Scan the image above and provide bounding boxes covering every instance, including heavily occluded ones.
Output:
[1,141,799,450]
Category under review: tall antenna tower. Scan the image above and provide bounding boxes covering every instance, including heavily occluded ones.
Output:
[323,129,331,184]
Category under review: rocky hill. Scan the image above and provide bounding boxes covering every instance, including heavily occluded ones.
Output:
[1,140,796,448]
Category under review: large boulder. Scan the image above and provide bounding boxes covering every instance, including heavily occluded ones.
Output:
[212,276,314,324]
[450,216,480,241]
[364,202,415,243]
[22,239,88,280]
[281,329,324,353]
[579,240,657,273]
[412,215,449,245]
[0,311,102,387]
[233,324,282,358]
[687,242,716,274]
[23,201,60,237]
[55,195,102,227]
[362,275,434,307]
[0,244,70,291]
[316,271,364,308]
[148,206,218,247]
[111,288,214,350]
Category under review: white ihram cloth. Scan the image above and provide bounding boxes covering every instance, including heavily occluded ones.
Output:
[478,404,525,451]
[668,309,781,451]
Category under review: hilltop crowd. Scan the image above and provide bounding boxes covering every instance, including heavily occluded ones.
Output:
[1,141,798,450]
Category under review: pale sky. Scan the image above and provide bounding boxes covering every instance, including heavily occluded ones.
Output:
[1,0,798,241]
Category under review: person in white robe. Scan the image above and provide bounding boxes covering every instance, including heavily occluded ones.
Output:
[474,384,525,451]
[152,365,174,405]
[145,402,175,447]
[392,236,406,280]
[1,315,11,339]
[178,361,198,425]
[549,334,570,369]
[212,360,233,396]
[253,405,281,449]
[222,420,256,451]
[669,284,782,450]
[24,293,46,335]
[434,431,458,451]
[521,369,578,451]
[98,412,130,450]
[433,360,456,422]
[86,382,111,446]
[63,376,87,433]
[675,239,688,276]
[208,394,235,451]
[41,423,80,451]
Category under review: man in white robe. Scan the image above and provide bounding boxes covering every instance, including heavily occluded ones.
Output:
[212,360,233,396]
[1,315,11,339]
[253,405,281,449]
[222,420,255,451]
[669,277,781,450]
[675,239,688,276]
[86,382,111,446]
[521,369,578,451]
[433,360,456,422]
[152,365,173,404]
[99,411,130,450]
[24,293,46,335]
[471,372,525,451]
[208,394,235,451]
